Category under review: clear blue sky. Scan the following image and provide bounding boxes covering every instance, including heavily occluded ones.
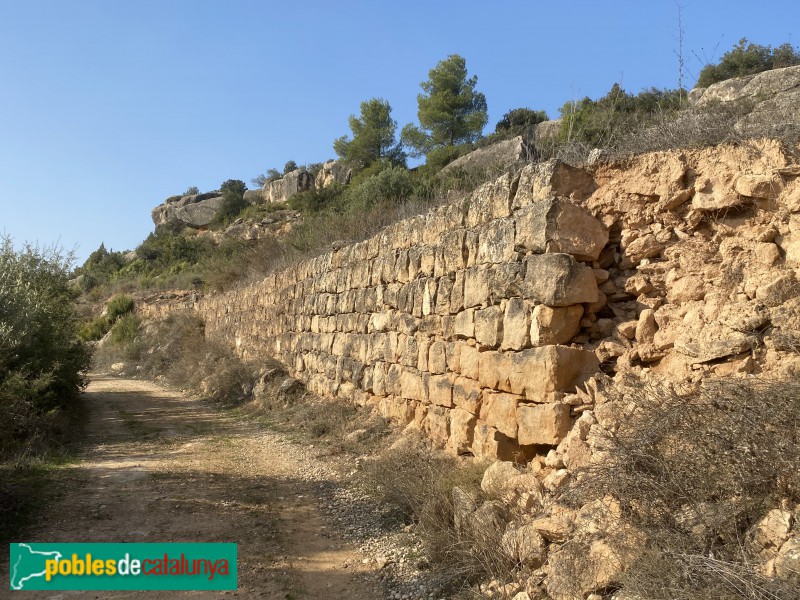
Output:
[1,0,797,265]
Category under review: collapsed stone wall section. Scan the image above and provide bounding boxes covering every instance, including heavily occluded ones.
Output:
[189,161,609,460]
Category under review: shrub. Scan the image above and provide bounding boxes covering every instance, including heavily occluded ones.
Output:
[283,160,298,174]
[697,38,800,88]
[359,445,511,588]
[78,316,111,342]
[345,164,414,211]
[287,182,346,214]
[72,243,127,292]
[559,83,684,147]
[0,238,91,458]
[494,107,548,136]
[98,312,256,405]
[559,377,800,600]
[109,313,139,346]
[105,294,134,320]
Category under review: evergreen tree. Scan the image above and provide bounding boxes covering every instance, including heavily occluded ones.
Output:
[401,54,488,161]
[333,98,404,171]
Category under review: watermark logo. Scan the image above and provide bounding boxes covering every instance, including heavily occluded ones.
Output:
[9,543,237,591]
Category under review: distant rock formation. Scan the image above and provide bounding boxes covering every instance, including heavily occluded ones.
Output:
[151,193,223,228]
[263,169,315,204]
[243,189,263,204]
[441,135,534,175]
[689,64,800,135]
[315,160,352,189]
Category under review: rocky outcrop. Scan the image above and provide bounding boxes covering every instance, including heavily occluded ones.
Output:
[263,169,315,204]
[243,189,263,204]
[151,192,223,228]
[442,136,533,175]
[315,160,352,189]
[204,209,301,243]
[689,64,800,135]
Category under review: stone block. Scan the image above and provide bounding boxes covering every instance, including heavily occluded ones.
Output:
[459,344,481,380]
[476,219,516,264]
[423,405,450,446]
[465,172,517,227]
[450,270,466,312]
[400,368,428,402]
[508,346,598,401]
[502,298,531,350]
[453,376,482,414]
[464,267,491,308]
[442,230,468,271]
[523,254,599,306]
[428,374,454,408]
[447,408,478,455]
[480,391,522,438]
[372,362,388,396]
[530,305,583,346]
[435,276,454,315]
[517,403,572,446]
[478,351,512,391]
[474,305,504,348]
[515,198,608,261]
[385,363,402,396]
[514,160,596,208]
[472,420,520,460]
[454,308,476,339]
[428,340,448,374]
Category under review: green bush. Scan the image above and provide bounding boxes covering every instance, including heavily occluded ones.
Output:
[72,243,127,292]
[109,313,139,346]
[212,179,249,227]
[697,38,800,88]
[105,294,134,320]
[78,316,111,342]
[0,238,91,458]
[345,164,414,211]
[494,107,548,136]
[559,83,684,147]
[287,182,346,214]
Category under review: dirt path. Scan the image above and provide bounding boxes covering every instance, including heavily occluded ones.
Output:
[19,375,380,599]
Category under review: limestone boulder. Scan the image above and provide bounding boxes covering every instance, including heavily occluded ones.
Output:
[675,324,758,364]
[515,198,608,261]
[546,539,628,600]
[750,509,793,557]
[151,192,223,228]
[264,169,315,204]
[480,460,521,496]
[243,189,264,204]
[467,500,508,542]
[452,485,479,533]
[501,523,547,567]
[691,65,800,136]
[774,537,800,578]
[315,160,352,189]
[441,135,532,176]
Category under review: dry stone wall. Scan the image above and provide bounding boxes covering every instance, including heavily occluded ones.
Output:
[138,138,800,470]
[184,162,609,460]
